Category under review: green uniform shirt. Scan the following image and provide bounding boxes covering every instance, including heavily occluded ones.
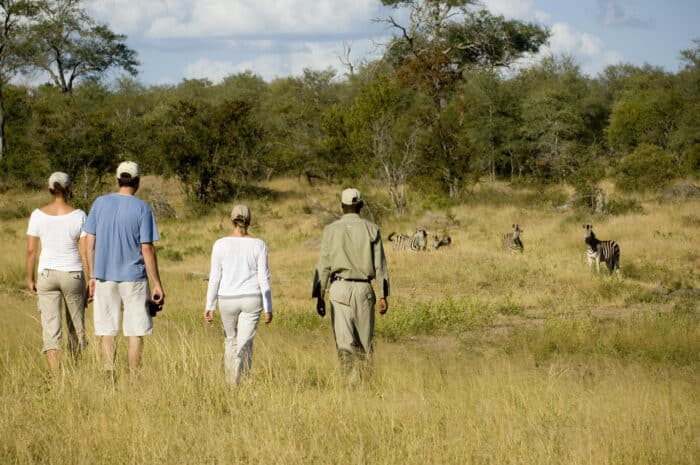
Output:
[312,213,390,299]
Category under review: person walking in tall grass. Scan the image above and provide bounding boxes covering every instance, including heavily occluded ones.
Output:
[84,161,165,381]
[205,204,273,385]
[26,172,88,378]
[312,188,390,385]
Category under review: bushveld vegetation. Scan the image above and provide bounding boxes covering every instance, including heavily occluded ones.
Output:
[1,1,699,463]
[1,178,698,465]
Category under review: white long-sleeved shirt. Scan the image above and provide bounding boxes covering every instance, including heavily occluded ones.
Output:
[205,237,272,313]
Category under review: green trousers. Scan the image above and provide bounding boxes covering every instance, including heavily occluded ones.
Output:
[329,280,376,372]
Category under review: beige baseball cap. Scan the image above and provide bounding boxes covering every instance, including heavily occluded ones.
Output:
[341,188,362,205]
[231,204,251,224]
[48,172,71,189]
[116,161,141,178]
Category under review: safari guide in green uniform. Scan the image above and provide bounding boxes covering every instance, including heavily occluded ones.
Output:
[312,188,390,383]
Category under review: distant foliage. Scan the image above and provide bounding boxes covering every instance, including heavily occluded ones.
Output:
[615,144,677,192]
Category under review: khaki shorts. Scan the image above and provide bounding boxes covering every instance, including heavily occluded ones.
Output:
[36,269,86,353]
[93,280,152,337]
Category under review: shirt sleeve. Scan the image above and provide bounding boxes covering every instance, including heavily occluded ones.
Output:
[373,231,390,299]
[26,210,40,237]
[78,210,87,238]
[312,226,332,298]
[257,241,273,313]
[84,199,99,235]
[205,242,222,311]
[139,206,160,243]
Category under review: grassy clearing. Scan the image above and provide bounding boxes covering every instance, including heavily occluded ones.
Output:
[0,178,698,464]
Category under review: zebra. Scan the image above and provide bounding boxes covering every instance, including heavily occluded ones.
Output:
[502,224,524,253]
[431,234,452,250]
[583,224,620,274]
[388,229,428,252]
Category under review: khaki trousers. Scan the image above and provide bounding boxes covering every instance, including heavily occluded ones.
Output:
[36,269,86,353]
[329,280,376,373]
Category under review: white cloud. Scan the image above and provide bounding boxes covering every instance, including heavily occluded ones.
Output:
[184,58,242,83]
[540,22,624,75]
[87,0,380,39]
[481,0,549,23]
[184,39,382,82]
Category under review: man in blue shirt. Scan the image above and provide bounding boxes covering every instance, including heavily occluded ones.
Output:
[85,161,165,380]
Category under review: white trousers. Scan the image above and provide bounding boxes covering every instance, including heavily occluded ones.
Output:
[218,295,262,384]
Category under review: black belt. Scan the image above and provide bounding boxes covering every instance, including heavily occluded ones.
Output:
[331,276,370,283]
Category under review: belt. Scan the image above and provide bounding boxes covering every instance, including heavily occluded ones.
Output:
[331,276,370,283]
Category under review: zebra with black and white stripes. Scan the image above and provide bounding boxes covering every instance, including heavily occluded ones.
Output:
[584,224,620,274]
[388,229,428,252]
[502,224,524,253]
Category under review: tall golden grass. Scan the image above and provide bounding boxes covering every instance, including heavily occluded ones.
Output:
[0,178,698,464]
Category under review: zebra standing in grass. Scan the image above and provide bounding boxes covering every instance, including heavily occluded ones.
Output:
[502,224,524,253]
[583,224,620,274]
[388,229,428,252]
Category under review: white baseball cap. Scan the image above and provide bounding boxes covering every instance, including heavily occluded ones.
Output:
[341,188,362,205]
[116,161,141,178]
[48,172,71,189]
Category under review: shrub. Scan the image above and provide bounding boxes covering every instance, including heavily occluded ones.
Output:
[615,144,677,192]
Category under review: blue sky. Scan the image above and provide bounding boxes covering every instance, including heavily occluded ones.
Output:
[83,0,699,85]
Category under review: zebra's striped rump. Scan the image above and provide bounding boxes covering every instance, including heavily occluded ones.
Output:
[502,224,524,253]
[388,229,428,252]
[584,224,620,273]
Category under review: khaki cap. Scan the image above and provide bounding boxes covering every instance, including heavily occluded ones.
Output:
[48,172,71,189]
[231,204,251,224]
[116,161,141,178]
[341,188,362,205]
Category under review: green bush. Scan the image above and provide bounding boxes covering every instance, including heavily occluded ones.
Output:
[615,144,677,192]
[685,143,700,175]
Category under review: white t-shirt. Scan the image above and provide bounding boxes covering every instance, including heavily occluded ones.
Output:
[206,237,272,313]
[26,209,87,273]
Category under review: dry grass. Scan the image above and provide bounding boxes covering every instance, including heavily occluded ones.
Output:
[0,178,698,464]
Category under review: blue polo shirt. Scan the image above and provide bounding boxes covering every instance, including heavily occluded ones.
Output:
[84,193,159,282]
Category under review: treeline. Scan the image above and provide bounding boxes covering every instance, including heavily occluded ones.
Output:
[0,1,698,214]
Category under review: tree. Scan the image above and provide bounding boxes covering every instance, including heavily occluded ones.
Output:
[261,68,342,182]
[156,99,266,206]
[380,0,548,195]
[33,82,117,206]
[0,0,38,159]
[347,75,418,214]
[19,0,138,94]
[606,66,680,153]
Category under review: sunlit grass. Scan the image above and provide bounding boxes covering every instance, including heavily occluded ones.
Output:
[0,178,698,464]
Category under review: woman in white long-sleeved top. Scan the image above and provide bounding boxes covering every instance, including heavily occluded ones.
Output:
[205,204,272,384]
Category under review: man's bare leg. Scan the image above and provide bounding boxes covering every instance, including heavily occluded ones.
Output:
[127,336,143,380]
[101,336,117,376]
[46,349,60,378]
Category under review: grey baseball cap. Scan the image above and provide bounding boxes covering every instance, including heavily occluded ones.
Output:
[48,172,71,189]
[231,204,251,223]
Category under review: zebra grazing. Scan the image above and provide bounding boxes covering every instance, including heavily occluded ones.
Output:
[502,224,524,253]
[583,224,620,274]
[431,234,452,250]
[388,229,428,252]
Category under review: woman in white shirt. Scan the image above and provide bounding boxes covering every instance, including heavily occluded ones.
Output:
[26,172,87,377]
[205,204,273,384]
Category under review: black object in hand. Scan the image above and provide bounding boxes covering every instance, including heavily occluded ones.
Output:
[316,299,326,318]
[147,295,163,317]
